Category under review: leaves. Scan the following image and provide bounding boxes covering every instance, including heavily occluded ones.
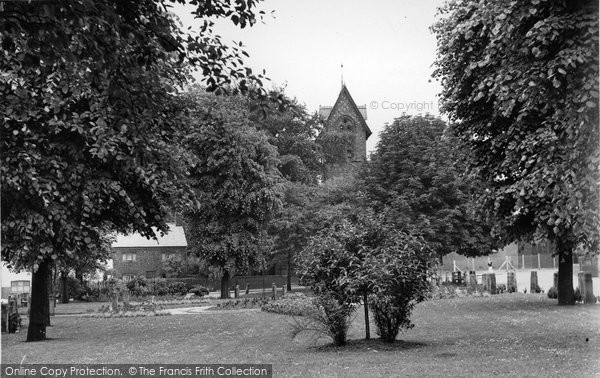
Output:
[361,115,498,257]
[1,1,274,274]
[183,91,284,275]
[432,0,599,253]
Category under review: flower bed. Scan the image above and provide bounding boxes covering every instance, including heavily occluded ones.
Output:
[261,293,317,316]
[82,302,170,318]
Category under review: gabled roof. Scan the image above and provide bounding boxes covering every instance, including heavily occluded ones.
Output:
[112,223,187,248]
[319,85,372,139]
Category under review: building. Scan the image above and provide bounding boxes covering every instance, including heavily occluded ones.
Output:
[1,263,31,300]
[111,223,188,280]
[319,84,372,178]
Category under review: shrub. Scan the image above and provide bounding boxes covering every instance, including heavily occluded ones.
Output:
[168,281,188,295]
[58,276,86,300]
[148,279,170,296]
[369,294,413,342]
[81,287,101,302]
[297,214,434,345]
[163,255,185,278]
[126,276,148,291]
[189,285,210,297]
[547,286,558,299]
[130,285,150,297]
[290,293,355,346]
[365,236,432,343]
[315,294,355,346]
[497,284,507,294]
[574,287,582,302]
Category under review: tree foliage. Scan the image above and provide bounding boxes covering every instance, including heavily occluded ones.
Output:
[297,211,434,344]
[1,0,272,340]
[432,0,599,304]
[252,90,323,185]
[183,91,284,298]
[362,115,498,258]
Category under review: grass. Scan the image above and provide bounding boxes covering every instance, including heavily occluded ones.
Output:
[2,294,599,376]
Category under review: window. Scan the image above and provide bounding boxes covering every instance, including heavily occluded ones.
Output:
[122,274,135,282]
[11,280,30,294]
[122,252,137,262]
[146,270,156,279]
[338,117,355,132]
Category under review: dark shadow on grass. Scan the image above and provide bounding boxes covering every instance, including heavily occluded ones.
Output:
[309,338,428,352]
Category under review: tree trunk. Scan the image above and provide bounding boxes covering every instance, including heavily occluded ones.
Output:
[45,265,52,326]
[27,260,49,341]
[557,240,575,305]
[220,270,230,299]
[287,251,292,292]
[61,272,69,304]
[364,292,370,340]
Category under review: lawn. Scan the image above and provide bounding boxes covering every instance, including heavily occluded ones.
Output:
[2,294,599,377]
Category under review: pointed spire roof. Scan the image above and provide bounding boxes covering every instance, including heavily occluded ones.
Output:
[319,84,372,139]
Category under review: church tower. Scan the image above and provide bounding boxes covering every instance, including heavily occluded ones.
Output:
[319,84,372,178]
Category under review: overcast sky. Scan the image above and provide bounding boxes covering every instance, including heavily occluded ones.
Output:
[173,0,446,153]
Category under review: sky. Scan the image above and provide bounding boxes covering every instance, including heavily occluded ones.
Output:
[173,0,447,154]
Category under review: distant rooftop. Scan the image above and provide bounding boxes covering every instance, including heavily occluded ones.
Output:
[111,223,187,248]
[319,105,368,121]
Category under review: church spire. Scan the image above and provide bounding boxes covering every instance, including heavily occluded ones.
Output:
[340,63,344,87]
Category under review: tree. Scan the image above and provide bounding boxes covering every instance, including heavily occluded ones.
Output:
[254,91,324,289]
[162,255,185,278]
[362,115,498,260]
[1,0,271,341]
[252,90,323,185]
[432,0,599,304]
[183,92,284,299]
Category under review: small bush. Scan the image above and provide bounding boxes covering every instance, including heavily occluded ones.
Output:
[574,287,582,302]
[497,284,506,294]
[126,276,148,291]
[317,295,354,346]
[149,279,170,296]
[58,276,86,300]
[290,293,355,346]
[547,286,558,299]
[130,284,150,297]
[369,294,413,342]
[167,281,188,295]
[189,285,210,297]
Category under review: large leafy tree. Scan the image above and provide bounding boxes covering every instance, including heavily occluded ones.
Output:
[362,115,498,259]
[432,0,599,304]
[253,92,324,289]
[183,92,284,299]
[1,0,270,341]
[252,91,323,185]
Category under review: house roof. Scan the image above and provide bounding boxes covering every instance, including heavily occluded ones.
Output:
[111,223,187,248]
[319,85,371,139]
